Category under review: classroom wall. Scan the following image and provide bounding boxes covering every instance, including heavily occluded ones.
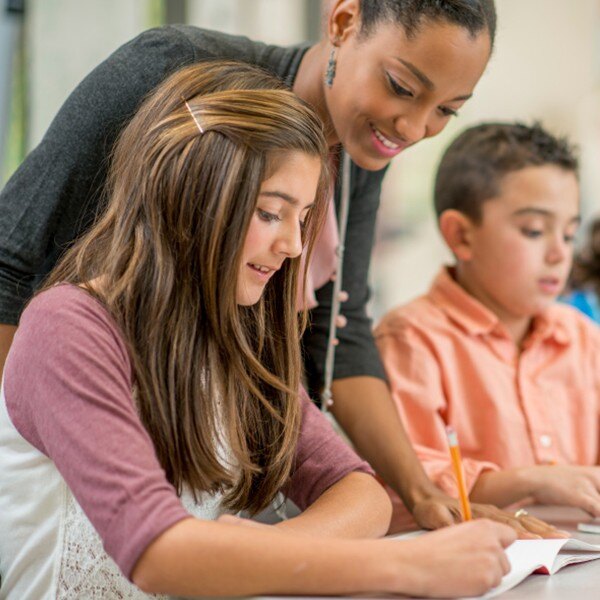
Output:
[27,0,151,147]
[187,0,306,45]
[25,0,309,148]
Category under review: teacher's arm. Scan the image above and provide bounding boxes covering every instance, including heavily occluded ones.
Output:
[0,28,198,378]
[331,375,439,516]
[304,163,439,520]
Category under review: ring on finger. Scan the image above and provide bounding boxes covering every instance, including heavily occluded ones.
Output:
[514,508,529,519]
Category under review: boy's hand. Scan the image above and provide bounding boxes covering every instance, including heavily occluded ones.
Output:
[523,465,600,516]
[411,491,568,539]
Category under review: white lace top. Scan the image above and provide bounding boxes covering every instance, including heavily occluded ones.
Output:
[0,383,230,600]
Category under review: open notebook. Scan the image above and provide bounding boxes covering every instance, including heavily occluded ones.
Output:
[479,538,600,598]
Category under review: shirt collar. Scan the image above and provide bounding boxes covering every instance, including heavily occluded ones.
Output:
[429,267,504,337]
[428,267,571,346]
[525,309,571,347]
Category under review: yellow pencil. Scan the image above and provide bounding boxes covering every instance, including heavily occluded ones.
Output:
[446,425,472,522]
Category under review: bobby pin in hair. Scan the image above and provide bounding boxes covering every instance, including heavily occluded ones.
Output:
[183,98,204,134]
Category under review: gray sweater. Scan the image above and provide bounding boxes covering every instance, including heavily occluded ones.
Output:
[0,25,387,391]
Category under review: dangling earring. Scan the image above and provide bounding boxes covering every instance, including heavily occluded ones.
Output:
[325,45,337,88]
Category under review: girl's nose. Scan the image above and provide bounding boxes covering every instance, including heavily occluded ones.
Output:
[274,220,303,258]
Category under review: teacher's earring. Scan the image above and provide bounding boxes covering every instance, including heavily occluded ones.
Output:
[325,45,338,88]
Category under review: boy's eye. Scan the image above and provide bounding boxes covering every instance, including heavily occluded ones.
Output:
[257,209,280,223]
[386,73,412,97]
[438,106,458,118]
[564,233,576,243]
[521,228,543,238]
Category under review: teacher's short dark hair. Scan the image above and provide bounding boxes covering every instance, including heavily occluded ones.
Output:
[359,0,497,48]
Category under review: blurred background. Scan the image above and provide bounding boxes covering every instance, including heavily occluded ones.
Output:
[1,0,599,319]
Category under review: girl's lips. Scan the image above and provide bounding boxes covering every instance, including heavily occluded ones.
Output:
[247,263,276,283]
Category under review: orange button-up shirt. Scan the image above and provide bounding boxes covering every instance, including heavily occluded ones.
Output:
[375,267,600,502]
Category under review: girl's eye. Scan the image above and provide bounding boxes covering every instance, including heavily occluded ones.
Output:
[257,209,280,223]
[564,233,576,243]
[521,228,543,239]
[439,106,458,118]
[386,73,412,97]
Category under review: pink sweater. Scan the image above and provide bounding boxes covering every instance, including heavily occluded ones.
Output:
[0,284,371,594]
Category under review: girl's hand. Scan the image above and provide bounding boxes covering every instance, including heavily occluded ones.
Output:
[384,520,516,598]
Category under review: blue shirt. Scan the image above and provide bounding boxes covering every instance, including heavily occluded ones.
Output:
[561,289,600,323]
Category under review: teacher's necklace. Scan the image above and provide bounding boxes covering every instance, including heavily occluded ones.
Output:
[321,150,351,412]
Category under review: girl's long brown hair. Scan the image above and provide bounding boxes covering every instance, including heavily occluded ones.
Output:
[43,61,330,513]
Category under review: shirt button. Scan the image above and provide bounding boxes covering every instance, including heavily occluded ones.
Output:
[540,435,552,448]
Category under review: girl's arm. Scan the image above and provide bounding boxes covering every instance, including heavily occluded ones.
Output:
[276,471,391,538]
[132,516,516,598]
[8,287,515,598]
[278,391,390,539]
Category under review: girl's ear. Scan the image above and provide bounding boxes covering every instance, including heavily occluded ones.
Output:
[326,0,361,44]
[439,210,476,262]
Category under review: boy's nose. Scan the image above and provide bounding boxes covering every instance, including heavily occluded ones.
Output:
[546,236,570,264]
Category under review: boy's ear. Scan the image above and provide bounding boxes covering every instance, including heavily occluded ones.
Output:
[326,0,360,43]
[439,210,476,262]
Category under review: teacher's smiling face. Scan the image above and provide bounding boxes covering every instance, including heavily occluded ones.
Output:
[324,13,491,171]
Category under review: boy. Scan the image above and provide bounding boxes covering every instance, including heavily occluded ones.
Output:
[375,123,600,524]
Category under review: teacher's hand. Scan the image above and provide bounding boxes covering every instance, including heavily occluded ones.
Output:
[411,491,569,539]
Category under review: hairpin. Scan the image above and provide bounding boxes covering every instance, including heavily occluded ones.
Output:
[183,97,204,134]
